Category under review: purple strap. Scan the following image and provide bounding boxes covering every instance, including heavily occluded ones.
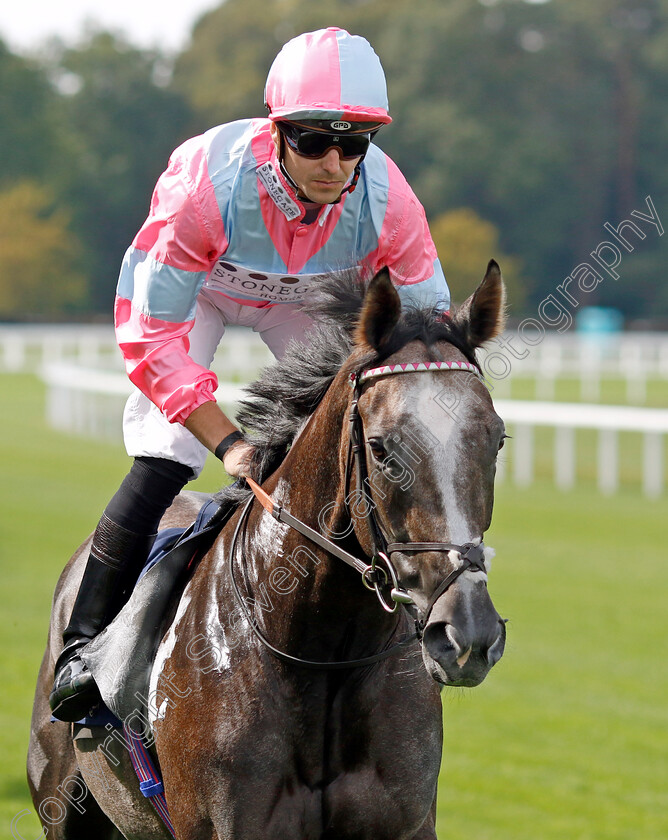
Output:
[124,725,176,838]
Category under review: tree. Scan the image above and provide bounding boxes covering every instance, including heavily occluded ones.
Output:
[44,31,194,312]
[430,207,524,309]
[172,0,290,130]
[0,38,61,189]
[3,2,664,320]
[0,182,86,319]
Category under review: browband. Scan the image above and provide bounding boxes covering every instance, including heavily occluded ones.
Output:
[352,360,481,386]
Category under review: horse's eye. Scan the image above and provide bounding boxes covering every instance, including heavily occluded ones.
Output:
[498,433,510,451]
[367,438,387,460]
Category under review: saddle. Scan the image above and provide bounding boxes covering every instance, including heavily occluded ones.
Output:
[79,493,235,735]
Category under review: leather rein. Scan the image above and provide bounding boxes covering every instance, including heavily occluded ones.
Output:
[229,359,489,670]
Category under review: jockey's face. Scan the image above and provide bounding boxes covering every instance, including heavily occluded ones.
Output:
[270,122,360,204]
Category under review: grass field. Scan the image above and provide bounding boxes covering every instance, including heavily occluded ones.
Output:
[498,374,668,407]
[1,373,667,840]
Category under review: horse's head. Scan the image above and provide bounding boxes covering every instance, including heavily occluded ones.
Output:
[347,262,507,687]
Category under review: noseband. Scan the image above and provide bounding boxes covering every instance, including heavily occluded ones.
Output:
[236,358,490,668]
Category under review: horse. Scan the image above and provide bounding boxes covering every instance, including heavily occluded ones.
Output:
[28,262,508,840]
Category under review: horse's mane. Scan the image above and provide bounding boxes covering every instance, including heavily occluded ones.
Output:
[215,272,477,505]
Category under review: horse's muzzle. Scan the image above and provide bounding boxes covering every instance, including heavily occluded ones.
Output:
[421,608,507,687]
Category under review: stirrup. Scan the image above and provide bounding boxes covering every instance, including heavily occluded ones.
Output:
[49,641,101,722]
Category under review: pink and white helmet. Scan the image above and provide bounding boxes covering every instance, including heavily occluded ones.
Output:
[265,27,392,127]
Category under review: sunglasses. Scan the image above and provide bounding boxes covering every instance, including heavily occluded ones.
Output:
[278,122,373,160]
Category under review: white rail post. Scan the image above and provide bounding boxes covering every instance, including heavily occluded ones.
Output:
[78,332,101,368]
[554,426,576,490]
[536,340,560,401]
[659,342,668,380]
[495,451,507,484]
[43,334,66,368]
[581,341,601,402]
[512,423,534,487]
[2,334,26,371]
[597,428,618,495]
[621,340,646,404]
[642,433,663,499]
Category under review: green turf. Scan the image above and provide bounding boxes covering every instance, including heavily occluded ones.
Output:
[503,374,668,407]
[437,481,668,839]
[1,373,666,839]
[496,424,668,492]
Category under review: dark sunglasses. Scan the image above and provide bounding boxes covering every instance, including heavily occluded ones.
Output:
[278,122,372,160]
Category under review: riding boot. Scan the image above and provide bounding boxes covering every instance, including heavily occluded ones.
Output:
[49,513,156,722]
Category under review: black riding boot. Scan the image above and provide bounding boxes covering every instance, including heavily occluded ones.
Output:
[49,514,156,721]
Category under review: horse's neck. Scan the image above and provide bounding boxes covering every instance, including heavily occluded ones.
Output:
[265,380,348,532]
[247,381,398,649]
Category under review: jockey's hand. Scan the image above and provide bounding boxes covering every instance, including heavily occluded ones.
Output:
[223,440,254,477]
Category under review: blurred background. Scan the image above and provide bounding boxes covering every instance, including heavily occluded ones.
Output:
[1,2,667,839]
[1,0,668,321]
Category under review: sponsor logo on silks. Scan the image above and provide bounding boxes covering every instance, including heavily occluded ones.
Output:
[330,121,352,131]
[256,161,302,221]
[204,260,352,305]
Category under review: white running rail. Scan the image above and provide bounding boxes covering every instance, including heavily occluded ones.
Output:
[5,325,668,403]
[495,399,668,498]
[38,364,668,499]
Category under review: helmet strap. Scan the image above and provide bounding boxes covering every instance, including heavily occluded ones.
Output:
[276,131,302,195]
[278,159,302,196]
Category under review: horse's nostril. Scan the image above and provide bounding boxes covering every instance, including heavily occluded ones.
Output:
[485,621,507,667]
[423,622,469,671]
[424,616,506,672]
[423,622,455,659]
[456,647,472,667]
[444,624,467,656]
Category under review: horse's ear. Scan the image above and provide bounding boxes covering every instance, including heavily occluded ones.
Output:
[355,268,401,351]
[452,260,506,348]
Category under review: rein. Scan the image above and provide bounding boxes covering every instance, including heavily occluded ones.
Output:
[230,358,489,669]
[228,492,417,669]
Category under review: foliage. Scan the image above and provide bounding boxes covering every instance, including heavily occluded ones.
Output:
[1,2,668,320]
[0,40,61,190]
[0,182,86,318]
[430,207,524,308]
[172,0,290,130]
[44,32,194,312]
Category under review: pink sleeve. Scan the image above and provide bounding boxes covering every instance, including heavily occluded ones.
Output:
[115,137,227,425]
[372,156,437,282]
[366,156,450,312]
[114,297,219,425]
[132,137,225,269]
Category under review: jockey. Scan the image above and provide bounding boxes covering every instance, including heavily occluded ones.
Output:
[50,27,451,721]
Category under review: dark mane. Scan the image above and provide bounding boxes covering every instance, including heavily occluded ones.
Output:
[215,272,478,504]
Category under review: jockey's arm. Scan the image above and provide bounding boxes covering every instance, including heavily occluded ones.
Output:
[184,401,252,477]
[369,151,450,314]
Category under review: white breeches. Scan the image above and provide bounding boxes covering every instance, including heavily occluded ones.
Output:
[122,288,315,477]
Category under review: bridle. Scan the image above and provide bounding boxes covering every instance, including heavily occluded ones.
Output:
[230,358,490,669]
[345,360,490,626]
